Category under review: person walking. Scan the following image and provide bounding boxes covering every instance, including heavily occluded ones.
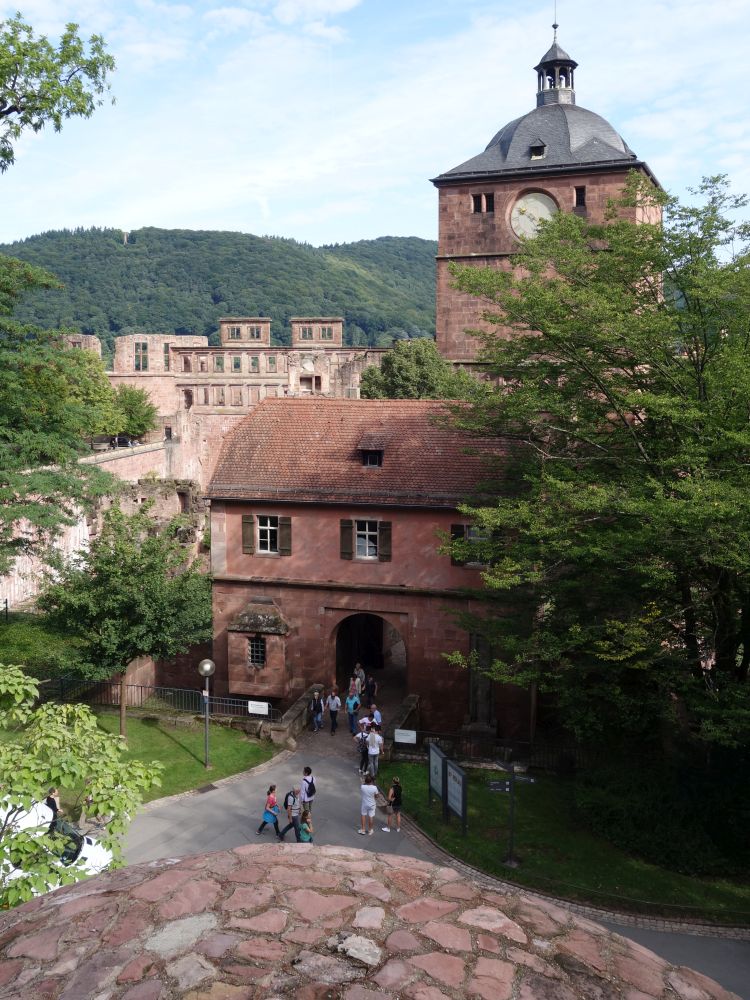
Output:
[279,785,302,842]
[354,728,369,776]
[256,784,281,838]
[301,766,316,811]
[326,687,341,735]
[300,809,314,844]
[366,724,383,778]
[358,774,380,836]
[369,703,382,727]
[364,673,378,706]
[354,662,366,693]
[382,776,403,833]
[309,690,324,733]
[345,686,361,735]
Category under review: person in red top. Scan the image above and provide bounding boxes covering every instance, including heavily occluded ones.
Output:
[256,784,281,839]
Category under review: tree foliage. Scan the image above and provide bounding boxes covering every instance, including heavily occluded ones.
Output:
[449,175,750,754]
[0,14,114,171]
[38,504,213,736]
[114,384,158,438]
[0,663,161,907]
[360,337,481,399]
[0,257,116,574]
[0,229,437,357]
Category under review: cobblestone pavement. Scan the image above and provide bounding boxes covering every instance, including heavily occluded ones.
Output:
[1,844,742,999]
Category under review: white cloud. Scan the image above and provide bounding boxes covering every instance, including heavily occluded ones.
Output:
[272,0,362,26]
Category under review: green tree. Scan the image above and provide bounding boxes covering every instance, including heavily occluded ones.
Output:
[360,337,480,399]
[66,348,120,437]
[448,175,750,753]
[0,663,161,907]
[0,258,115,574]
[39,504,213,738]
[0,14,114,171]
[114,384,158,438]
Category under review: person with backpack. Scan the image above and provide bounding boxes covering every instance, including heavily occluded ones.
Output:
[279,785,301,842]
[382,776,403,833]
[301,766,316,811]
[354,728,369,776]
[309,690,324,733]
[256,784,281,839]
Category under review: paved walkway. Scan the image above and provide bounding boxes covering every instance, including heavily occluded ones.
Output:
[125,720,750,999]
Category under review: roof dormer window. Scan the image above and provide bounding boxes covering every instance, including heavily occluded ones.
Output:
[362,450,383,467]
[530,140,547,160]
[357,432,386,467]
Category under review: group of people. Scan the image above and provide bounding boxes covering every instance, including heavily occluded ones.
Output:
[256,765,316,843]
[308,663,381,737]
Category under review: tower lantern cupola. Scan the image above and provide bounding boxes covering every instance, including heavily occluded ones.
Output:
[534,23,578,107]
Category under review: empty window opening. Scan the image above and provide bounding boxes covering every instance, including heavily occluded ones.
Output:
[321,326,334,340]
[216,387,225,406]
[201,387,209,405]
[163,344,170,370]
[182,356,192,372]
[228,326,241,340]
[214,355,224,372]
[199,356,208,373]
[250,356,259,372]
[134,342,148,371]
[249,326,262,340]
[300,326,313,340]
[267,355,277,371]
[232,355,242,372]
[530,143,546,159]
[472,194,483,213]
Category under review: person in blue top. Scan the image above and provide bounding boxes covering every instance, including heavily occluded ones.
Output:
[345,685,361,734]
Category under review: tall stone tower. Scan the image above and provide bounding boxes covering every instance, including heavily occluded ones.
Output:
[432,27,660,362]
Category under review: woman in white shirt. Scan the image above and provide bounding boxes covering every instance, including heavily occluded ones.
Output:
[358,774,380,836]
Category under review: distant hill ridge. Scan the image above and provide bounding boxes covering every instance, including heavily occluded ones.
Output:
[0,227,437,357]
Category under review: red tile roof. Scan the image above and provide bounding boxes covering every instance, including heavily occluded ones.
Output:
[208,398,506,507]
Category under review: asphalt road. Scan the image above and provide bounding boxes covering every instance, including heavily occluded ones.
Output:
[125,742,750,999]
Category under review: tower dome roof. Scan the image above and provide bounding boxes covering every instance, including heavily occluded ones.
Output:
[433,28,655,185]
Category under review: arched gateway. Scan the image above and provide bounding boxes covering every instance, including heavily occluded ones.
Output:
[334,613,407,697]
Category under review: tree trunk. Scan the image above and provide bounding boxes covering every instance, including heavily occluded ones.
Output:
[119,671,127,741]
[678,571,701,679]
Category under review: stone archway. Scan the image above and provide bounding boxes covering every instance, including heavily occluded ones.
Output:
[334,613,407,698]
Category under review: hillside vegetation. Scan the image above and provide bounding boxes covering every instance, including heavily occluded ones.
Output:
[0,228,437,356]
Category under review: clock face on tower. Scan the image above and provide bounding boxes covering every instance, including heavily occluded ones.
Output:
[510,191,558,238]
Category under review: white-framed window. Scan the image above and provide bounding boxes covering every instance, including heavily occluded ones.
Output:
[248,636,266,668]
[228,326,241,339]
[258,514,279,553]
[300,326,313,340]
[355,519,379,559]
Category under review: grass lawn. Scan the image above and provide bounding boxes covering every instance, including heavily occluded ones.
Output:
[378,761,750,924]
[93,711,276,802]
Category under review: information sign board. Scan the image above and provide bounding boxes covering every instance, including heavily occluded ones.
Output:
[446,759,467,835]
[394,729,417,744]
[247,701,270,716]
[428,742,447,806]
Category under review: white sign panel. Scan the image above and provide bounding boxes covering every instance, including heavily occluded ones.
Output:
[446,761,464,817]
[429,742,446,798]
[248,701,270,716]
[394,728,417,744]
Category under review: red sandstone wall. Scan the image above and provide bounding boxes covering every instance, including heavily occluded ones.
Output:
[211,502,483,593]
[436,168,651,361]
[79,443,170,482]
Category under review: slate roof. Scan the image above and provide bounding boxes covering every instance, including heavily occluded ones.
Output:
[434,102,640,182]
[208,398,506,507]
[535,40,577,68]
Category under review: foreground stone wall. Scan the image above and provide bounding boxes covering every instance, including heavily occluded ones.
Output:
[0,845,738,999]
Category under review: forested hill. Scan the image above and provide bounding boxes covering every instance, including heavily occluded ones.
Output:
[0,228,437,356]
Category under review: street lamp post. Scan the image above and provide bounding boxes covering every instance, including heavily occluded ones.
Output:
[197,658,216,770]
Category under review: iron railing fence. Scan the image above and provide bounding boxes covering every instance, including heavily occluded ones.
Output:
[390,729,597,773]
[39,677,282,723]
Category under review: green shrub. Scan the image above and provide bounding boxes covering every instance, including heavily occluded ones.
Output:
[574,755,750,876]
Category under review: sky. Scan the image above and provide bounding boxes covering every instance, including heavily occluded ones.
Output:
[0,0,748,246]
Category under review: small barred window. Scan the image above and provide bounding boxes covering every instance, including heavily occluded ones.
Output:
[248,636,266,667]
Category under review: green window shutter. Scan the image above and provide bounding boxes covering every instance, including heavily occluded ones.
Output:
[241,515,255,554]
[279,516,292,556]
[450,523,466,566]
[378,521,392,562]
[340,519,353,560]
